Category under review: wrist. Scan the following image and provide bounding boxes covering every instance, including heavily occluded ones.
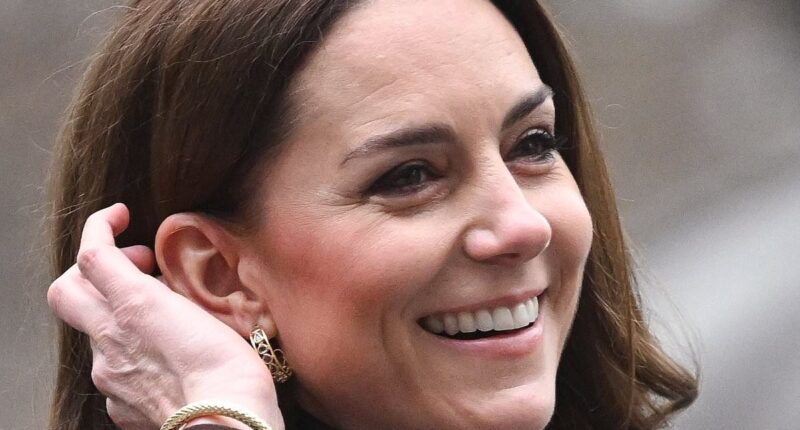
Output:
[186,415,254,430]
[162,400,280,430]
[179,371,283,430]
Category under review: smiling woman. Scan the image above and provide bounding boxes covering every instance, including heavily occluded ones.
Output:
[46,1,697,429]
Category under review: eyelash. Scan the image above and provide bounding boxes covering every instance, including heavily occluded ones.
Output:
[366,128,565,197]
[366,160,440,196]
[506,128,565,164]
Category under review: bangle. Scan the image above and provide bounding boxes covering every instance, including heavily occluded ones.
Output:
[160,401,273,430]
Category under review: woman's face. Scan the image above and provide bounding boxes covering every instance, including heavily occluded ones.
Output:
[241,0,592,428]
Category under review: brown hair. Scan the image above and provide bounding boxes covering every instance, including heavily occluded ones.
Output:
[49,1,697,429]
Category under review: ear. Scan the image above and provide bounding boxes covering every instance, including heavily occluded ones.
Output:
[155,213,276,338]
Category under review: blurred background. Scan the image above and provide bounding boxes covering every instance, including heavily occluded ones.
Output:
[1,0,798,428]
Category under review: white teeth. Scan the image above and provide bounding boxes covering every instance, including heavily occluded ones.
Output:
[443,314,459,336]
[424,316,444,333]
[476,309,494,332]
[457,312,476,333]
[526,297,539,320]
[492,306,515,330]
[511,303,529,329]
[422,296,540,336]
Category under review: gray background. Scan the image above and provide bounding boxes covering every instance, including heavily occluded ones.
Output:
[1,1,798,429]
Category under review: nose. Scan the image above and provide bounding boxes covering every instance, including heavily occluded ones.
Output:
[462,170,552,266]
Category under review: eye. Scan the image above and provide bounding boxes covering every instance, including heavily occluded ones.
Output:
[506,128,564,163]
[366,160,440,196]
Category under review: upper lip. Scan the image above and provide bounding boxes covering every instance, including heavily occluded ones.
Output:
[419,289,545,318]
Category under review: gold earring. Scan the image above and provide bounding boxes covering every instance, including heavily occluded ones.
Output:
[250,327,293,383]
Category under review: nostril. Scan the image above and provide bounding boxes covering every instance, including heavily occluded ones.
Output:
[493,250,536,266]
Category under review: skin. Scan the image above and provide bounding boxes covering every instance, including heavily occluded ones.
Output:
[47,205,284,430]
[49,1,593,429]
[232,1,593,428]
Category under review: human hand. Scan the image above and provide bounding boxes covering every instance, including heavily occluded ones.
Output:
[47,204,285,430]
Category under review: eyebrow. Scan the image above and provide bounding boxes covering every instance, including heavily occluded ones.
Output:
[341,85,554,166]
[501,84,554,130]
[341,124,456,165]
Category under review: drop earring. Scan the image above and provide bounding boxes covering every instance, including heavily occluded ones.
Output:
[250,327,293,383]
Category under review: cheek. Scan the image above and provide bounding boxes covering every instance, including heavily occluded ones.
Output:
[547,190,593,267]
[262,217,433,307]
[253,211,454,416]
[253,211,445,356]
[541,187,593,335]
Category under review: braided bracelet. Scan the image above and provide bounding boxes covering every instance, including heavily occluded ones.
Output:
[160,401,273,430]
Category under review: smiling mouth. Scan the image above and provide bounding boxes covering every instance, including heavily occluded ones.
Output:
[419,296,540,340]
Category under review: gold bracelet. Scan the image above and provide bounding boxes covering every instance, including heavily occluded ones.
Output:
[160,401,273,430]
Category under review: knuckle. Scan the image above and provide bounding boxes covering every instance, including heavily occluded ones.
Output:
[77,246,103,273]
[105,398,130,427]
[46,280,65,314]
[91,363,112,393]
[110,410,141,429]
[105,398,117,420]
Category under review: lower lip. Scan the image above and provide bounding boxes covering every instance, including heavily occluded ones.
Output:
[422,295,546,359]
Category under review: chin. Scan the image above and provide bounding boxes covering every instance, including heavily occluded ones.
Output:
[437,383,556,430]
[480,403,554,430]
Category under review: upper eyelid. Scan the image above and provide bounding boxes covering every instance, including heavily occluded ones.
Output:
[518,127,553,138]
[367,161,438,192]
[506,98,556,134]
[505,107,555,137]
[506,125,555,152]
[507,128,561,159]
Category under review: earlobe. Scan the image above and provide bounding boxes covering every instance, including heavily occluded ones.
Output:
[154,213,274,337]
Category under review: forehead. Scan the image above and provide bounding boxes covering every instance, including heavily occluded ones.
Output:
[289,0,544,138]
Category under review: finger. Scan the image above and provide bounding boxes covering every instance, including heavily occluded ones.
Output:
[76,205,150,304]
[77,246,152,306]
[80,203,130,248]
[121,245,156,274]
[48,265,112,334]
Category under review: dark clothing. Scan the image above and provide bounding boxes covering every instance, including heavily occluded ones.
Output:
[290,407,335,429]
